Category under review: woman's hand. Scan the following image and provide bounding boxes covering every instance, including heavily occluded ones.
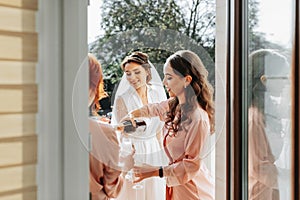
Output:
[133,164,159,183]
[120,109,140,127]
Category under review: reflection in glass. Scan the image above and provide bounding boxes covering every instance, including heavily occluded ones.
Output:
[248,0,292,199]
[248,49,286,200]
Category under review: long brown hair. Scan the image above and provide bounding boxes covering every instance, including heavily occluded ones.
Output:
[248,49,290,112]
[88,53,108,116]
[165,50,215,134]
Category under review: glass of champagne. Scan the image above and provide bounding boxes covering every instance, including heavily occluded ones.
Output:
[131,160,144,190]
[118,135,133,170]
[117,119,146,191]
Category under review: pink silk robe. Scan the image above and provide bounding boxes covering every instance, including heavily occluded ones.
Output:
[141,100,215,200]
[248,107,279,200]
[89,119,123,200]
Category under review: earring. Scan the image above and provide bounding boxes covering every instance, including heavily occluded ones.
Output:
[184,84,186,88]
[260,75,267,86]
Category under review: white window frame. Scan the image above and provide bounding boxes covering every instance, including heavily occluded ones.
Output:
[37,0,89,199]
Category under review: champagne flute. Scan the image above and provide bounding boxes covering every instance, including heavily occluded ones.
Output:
[118,135,133,170]
[120,137,143,190]
[116,119,146,190]
[132,160,144,190]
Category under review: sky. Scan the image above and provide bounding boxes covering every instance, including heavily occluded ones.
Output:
[88,0,102,44]
[88,0,293,46]
[254,0,293,47]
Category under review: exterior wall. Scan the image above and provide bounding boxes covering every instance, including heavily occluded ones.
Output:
[0,0,38,200]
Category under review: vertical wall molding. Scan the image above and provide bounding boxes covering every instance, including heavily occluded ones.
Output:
[63,0,89,200]
[36,0,63,199]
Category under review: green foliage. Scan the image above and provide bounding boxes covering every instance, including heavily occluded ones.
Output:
[89,0,267,97]
[101,0,185,35]
[90,0,190,95]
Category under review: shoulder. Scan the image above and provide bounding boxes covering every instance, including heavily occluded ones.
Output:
[148,84,160,92]
[115,88,133,104]
[148,84,167,101]
[89,118,119,146]
[186,109,211,139]
[193,106,209,121]
[248,106,264,125]
[189,107,210,130]
[118,87,136,99]
[148,85,160,97]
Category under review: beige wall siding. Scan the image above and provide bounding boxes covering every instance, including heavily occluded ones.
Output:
[0,114,36,138]
[0,1,37,200]
[0,32,37,61]
[0,85,37,113]
[0,61,35,84]
[0,0,38,10]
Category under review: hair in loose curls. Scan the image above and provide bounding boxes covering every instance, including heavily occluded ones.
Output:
[88,53,108,116]
[165,50,215,134]
[121,51,152,83]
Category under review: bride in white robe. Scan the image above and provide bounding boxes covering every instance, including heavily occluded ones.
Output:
[111,52,168,200]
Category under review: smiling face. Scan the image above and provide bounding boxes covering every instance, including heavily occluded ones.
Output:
[163,63,186,98]
[124,62,148,90]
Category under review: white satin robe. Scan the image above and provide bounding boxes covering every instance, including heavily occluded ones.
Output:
[113,85,168,200]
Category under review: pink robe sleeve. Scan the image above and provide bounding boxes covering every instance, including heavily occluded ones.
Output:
[140,99,170,120]
[89,119,124,199]
[90,155,124,199]
[164,119,210,186]
[102,165,123,198]
[142,101,210,186]
[248,107,278,188]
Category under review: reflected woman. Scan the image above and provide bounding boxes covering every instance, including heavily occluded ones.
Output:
[111,51,167,200]
[248,49,287,200]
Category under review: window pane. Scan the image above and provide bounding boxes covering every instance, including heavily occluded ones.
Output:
[248,0,293,199]
[88,0,227,200]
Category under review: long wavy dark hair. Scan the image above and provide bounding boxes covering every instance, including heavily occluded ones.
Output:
[248,49,290,112]
[164,50,215,134]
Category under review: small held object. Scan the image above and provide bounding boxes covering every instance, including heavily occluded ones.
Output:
[122,119,146,133]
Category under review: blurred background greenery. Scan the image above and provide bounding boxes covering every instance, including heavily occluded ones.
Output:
[88,0,285,112]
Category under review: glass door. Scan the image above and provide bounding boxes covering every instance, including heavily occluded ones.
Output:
[247,0,293,199]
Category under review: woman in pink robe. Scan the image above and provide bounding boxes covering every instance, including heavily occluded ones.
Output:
[248,106,279,200]
[89,121,123,200]
[125,50,215,200]
[248,49,281,200]
[88,53,134,200]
